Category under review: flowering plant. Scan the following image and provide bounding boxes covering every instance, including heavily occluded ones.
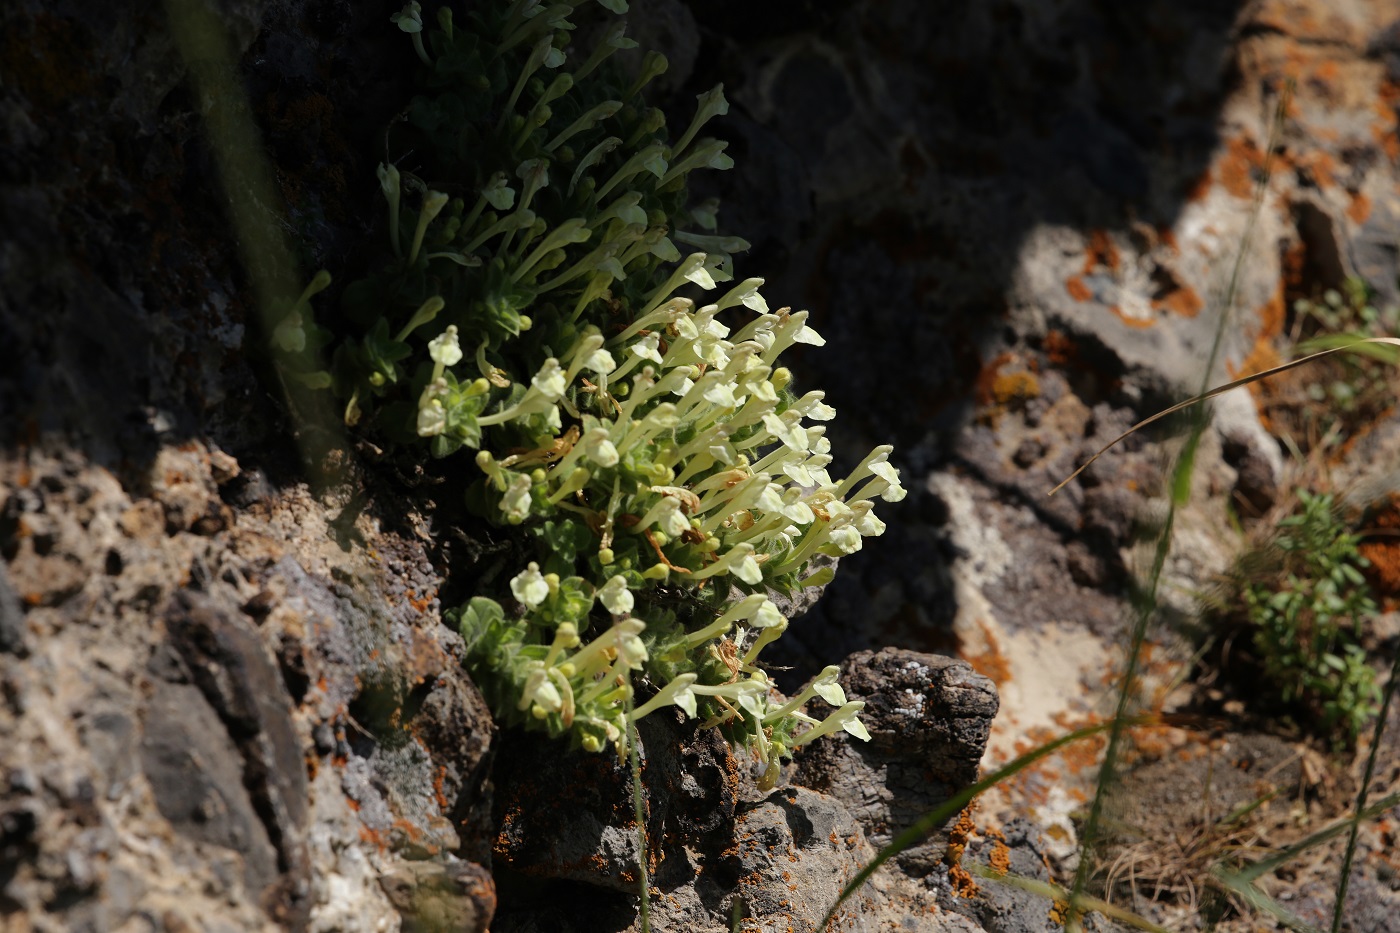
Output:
[289,0,903,784]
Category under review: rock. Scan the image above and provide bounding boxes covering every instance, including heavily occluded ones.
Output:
[794,648,999,870]
[379,858,496,933]
[491,714,738,896]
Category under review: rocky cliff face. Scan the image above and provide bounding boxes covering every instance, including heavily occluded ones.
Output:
[4,1,1400,931]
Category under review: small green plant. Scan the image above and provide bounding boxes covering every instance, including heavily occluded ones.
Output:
[1242,490,1381,743]
[285,0,897,782]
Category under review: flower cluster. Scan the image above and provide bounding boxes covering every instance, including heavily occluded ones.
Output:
[450,260,901,774]
[296,0,904,780]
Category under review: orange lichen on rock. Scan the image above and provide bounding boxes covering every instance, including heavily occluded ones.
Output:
[991,371,1040,406]
[1108,305,1155,329]
[1282,240,1307,293]
[1372,79,1400,162]
[976,353,1040,408]
[964,620,1013,687]
[1347,190,1372,224]
[1043,330,1079,368]
[1083,229,1120,274]
[943,804,982,898]
[1185,167,1214,204]
[1218,135,1267,199]
[985,826,1011,877]
[1359,495,1400,602]
[1153,280,1204,319]
[1233,340,1283,430]
[1292,150,1337,190]
[1065,276,1092,302]
[1256,282,1288,340]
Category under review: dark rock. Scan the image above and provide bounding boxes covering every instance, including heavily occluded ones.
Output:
[794,648,998,870]
[163,591,311,908]
[491,714,738,895]
[0,562,25,656]
[140,679,282,898]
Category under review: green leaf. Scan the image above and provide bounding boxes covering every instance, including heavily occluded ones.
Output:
[457,597,506,655]
[363,318,413,385]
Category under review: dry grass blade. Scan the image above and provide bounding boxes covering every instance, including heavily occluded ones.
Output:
[1048,338,1400,497]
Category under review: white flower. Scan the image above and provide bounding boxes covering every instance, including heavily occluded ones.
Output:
[516,158,550,190]
[733,548,762,585]
[672,679,698,718]
[519,665,563,714]
[641,402,679,432]
[390,1,423,32]
[617,629,649,668]
[673,314,699,342]
[510,562,550,608]
[645,495,690,537]
[794,391,836,421]
[598,575,634,616]
[748,379,778,403]
[751,599,785,629]
[416,400,446,437]
[650,237,681,262]
[630,332,663,364]
[793,321,825,346]
[531,358,567,398]
[854,506,887,537]
[870,461,900,485]
[717,277,768,313]
[632,673,699,720]
[428,325,463,367]
[703,382,738,409]
[501,472,533,522]
[482,172,515,210]
[580,427,619,467]
[756,483,784,513]
[272,311,306,353]
[810,668,848,707]
[690,198,719,231]
[780,491,815,525]
[792,701,869,746]
[583,346,616,374]
[680,253,716,290]
[762,413,809,453]
[827,526,863,555]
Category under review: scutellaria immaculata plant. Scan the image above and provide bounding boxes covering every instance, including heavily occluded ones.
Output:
[278,0,904,786]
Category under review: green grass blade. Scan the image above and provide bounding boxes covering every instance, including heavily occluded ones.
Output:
[1297,332,1400,364]
[820,715,1156,928]
[1210,871,1325,933]
[1331,645,1400,932]
[968,865,1170,933]
[1063,84,1293,924]
[1218,790,1400,887]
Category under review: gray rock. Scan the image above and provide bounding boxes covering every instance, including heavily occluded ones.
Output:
[379,858,496,933]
